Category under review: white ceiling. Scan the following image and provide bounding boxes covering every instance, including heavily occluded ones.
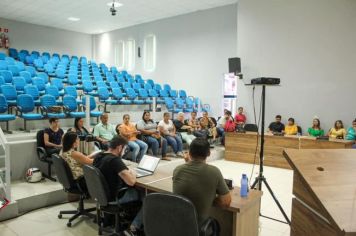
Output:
[0,0,237,34]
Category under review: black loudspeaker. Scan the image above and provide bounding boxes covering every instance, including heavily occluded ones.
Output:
[138,47,141,58]
[228,57,241,75]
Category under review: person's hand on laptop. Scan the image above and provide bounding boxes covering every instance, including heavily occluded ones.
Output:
[129,168,137,177]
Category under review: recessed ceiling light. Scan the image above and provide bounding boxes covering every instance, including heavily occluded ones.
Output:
[107,2,123,8]
[67,17,80,21]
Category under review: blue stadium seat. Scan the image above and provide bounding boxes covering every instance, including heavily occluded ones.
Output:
[0,61,7,70]
[175,98,186,112]
[68,74,83,89]
[9,48,18,59]
[12,76,26,94]
[32,77,46,95]
[0,76,4,86]
[179,90,187,98]
[109,81,120,90]
[164,97,182,113]
[96,81,107,89]
[138,89,153,104]
[36,72,49,83]
[64,86,82,104]
[25,66,37,77]
[16,94,44,131]
[25,55,34,65]
[0,70,13,83]
[1,84,17,107]
[44,63,56,77]
[185,97,195,112]
[50,78,65,95]
[5,57,16,65]
[19,71,32,84]
[63,95,85,118]
[97,87,118,112]
[7,65,20,76]
[132,83,142,92]
[82,80,98,96]
[112,88,130,104]
[148,89,164,104]
[0,52,5,60]
[24,85,41,106]
[0,94,16,132]
[16,61,26,71]
[143,83,152,90]
[81,96,103,118]
[163,84,171,91]
[154,84,162,92]
[40,95,66,118]
[18,52,27,63]
[159,89,169,98]
[34,58,45,72]
[169,90,178,98]
[126,88,144,105]
[45,85,63,105]
[146,79,155,87]
[55,68,66,81]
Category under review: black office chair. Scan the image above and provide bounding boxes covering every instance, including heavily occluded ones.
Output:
[52,154,96,227]
[244,123,258,132]
[36,129,56,181]
[83,165,141,235]
[143,192,220,236]
[297,126,302,135]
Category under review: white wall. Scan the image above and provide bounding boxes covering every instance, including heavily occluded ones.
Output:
[94,5,238,116]
[0,18,92,58]
[236,0,356,133]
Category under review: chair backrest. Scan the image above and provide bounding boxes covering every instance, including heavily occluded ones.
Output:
[139,89,148,97]
[36,72,49,83]
[83,165,110,206]
[175,98,184,108]
[244,123,258,132]
[83,80,94,92]
[0,70,13,83]
[1,84,17,100]
[36,129,46,148]
[17,94,35,112]
[25,66,36,77]
[0,94,9,113]
[0,76,4,86]
[143,193,200,236]
[19,71,32,83]
[51,78,64,90]
[45,85,60,99]
[16,61,26,71]
[154,84,162,91]
[63,95,78,111]
[32,77,46,91]
[0,61,7,70]
[126,88,137,99]
[64,86,78,98]
[179,90,187,98]
[7,65,19,76]
[159,89,169,97]
[24,85,40,100]
[163,84,171,91]
[144,83,152,90]
[12,76,26,91]
[110,81,120,89]
[68,74,78,85]
[112,88,123,100]
[52,153,77,190]
[81,96,96,111]
[97,87,110,100]
[40,94,57,107]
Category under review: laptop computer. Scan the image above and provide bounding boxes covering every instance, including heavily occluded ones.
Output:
[134,155,160,178]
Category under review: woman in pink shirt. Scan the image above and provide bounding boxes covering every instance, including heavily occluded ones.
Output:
[234,107,246,125]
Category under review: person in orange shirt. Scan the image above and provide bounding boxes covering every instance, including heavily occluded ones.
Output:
[284,117,298,135]
[118,114,148,163]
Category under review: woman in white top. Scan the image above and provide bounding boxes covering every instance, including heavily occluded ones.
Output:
[158,112,184,157]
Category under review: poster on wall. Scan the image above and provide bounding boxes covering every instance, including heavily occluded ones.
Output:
[223,73,237,114]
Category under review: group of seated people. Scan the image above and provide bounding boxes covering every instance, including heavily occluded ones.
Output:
[41,115,231,235]
[268,115,356,140]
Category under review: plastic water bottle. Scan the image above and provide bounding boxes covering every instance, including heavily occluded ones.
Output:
[240,174,248,197]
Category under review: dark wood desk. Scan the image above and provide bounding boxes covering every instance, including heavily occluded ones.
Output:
[283,149,356,236]
[135,160,262,236]
[225,132,353,169]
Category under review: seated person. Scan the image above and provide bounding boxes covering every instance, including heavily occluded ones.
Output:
[60,132,97,192]
[68,117,95,154]
[93,135,143,235]
[328,120,346,139]
[119,114,148,163]
[307,118,324,137]
[217,110,234,145]
[173,112,196,145]
[173,138,231,225]
[44,118,64,156]
[158,112,184,157]
[199,111,217,141]
[188,111,206,138]
[346,119,356,141]
[93,113,116,150]
[234,106,247,126]
[136,111,169,161]
[284,118,298,135]
[268,115,285,134]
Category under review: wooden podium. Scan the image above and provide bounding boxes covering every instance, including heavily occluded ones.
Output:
[283,149,356,236]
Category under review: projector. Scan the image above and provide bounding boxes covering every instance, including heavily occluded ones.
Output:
[251,77,280,85]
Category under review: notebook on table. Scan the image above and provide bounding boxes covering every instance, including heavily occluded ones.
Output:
[134,155,160,178]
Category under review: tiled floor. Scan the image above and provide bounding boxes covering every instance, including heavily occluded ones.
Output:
[1,147,293,236]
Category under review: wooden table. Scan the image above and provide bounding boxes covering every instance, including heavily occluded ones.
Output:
[134,159,262,236]
[225,132,353,169]
[283,149,356,236]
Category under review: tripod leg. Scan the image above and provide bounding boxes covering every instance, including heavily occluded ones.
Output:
[262,178,291,225]
[250,177,259,189]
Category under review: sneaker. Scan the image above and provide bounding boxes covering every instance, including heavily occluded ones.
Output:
[176,151,184,157]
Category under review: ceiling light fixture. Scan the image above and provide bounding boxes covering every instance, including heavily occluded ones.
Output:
[67,17,80,21]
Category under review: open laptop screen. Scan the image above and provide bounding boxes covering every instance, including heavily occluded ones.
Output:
[138,155,160,172]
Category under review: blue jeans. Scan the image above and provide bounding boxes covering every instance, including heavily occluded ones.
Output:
[165,135,183,153]
[145,136,167,157]
[128,140,148,162]
[117,188,143,229]
[217,127,225,145]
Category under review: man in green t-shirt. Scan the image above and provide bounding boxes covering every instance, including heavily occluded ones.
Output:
[172,138,231,224]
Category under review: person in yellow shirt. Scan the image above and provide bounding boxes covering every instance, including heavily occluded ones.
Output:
[118,114,148,162]
[328,120,346,139]
[284,118,298,135]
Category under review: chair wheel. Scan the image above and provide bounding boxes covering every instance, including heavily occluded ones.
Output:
[67,222,72,227]
[58,214,62,219]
